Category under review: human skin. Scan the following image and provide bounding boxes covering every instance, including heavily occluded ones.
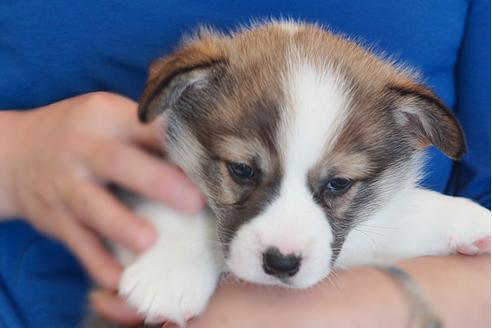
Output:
[160,255,490,328]
[0,92,204,323]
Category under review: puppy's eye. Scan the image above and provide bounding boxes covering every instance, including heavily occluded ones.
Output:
[324,177,353,195]
[227,162,256,183]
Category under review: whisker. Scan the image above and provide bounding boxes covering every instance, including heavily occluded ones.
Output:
[352,227,379,247]
[357,223,397,231]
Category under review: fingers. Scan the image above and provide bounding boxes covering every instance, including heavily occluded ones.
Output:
[100,93,164,151]
[59,217,122,290]
[131,119,164,152]
[62,181,156,252]
[90,141,205,214]
[90,289,144,326]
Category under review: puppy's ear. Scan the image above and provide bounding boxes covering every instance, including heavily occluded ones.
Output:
[388,83,466,160]
[138,39,225,123]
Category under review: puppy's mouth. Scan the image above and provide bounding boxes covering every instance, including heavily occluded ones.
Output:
[225,268,298,288]
[227,268,329,289]
[225,253,331,289]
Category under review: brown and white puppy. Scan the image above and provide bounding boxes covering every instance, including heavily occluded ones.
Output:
[113,21,490,326]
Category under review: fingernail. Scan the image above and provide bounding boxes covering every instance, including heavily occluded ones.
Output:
[136,225,156,251]
[165,179,205,214]
[181,183,206,213]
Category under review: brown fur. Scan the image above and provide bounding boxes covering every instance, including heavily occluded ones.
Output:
[137,21,466,254]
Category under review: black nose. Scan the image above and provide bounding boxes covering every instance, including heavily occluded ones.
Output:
[262,247,301,278]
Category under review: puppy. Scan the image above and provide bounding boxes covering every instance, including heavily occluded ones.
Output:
[108,21,490,326]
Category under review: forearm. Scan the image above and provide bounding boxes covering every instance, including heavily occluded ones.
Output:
[183,255,490,328]
[0,110,28,218]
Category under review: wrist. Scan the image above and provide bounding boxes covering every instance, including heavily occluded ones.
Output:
[0,110,33,218]
[374,264,442,328]
[397,255,490,328]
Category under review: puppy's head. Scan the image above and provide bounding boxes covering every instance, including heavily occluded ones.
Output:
[139,22,465,288]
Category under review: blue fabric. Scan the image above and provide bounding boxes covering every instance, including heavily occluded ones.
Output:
[0,221,90,327]
[0,1,489,327]
[449,0,491,207]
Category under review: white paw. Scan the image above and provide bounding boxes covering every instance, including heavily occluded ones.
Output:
[447,198,491,255]
[118,244,220,326]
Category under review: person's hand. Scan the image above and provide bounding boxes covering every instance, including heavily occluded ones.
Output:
[1,92,204,323]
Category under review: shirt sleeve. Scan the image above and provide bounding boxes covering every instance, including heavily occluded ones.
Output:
[447,0,491,209]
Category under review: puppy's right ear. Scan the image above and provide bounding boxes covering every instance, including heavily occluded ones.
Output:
[138,39,225,123]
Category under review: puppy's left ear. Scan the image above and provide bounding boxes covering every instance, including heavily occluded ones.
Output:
[138,38,226,123]
[388,83,466,160]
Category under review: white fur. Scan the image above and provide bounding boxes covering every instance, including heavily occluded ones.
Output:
[116,203,221,326]
[227,61,351,287]
[337,188,491,267]
[227,184,333,288]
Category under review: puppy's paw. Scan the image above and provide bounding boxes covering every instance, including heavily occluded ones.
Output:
[447,198,491,256]
[119,247,219,326]
[456,236,490,255]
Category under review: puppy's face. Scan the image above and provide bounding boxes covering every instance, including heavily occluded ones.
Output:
[139,22,465,288]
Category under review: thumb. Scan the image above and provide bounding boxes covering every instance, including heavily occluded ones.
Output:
[90,289,144,325]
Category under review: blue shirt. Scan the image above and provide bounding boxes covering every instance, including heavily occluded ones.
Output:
[0,1,490,327]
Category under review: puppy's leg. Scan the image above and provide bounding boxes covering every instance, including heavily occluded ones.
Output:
[116,202,222,326]
[338,188,491,267]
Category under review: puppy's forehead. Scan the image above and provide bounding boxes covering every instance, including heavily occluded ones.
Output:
[280,60,352,175]
[197,23,411,172]
[219,25,363,173]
